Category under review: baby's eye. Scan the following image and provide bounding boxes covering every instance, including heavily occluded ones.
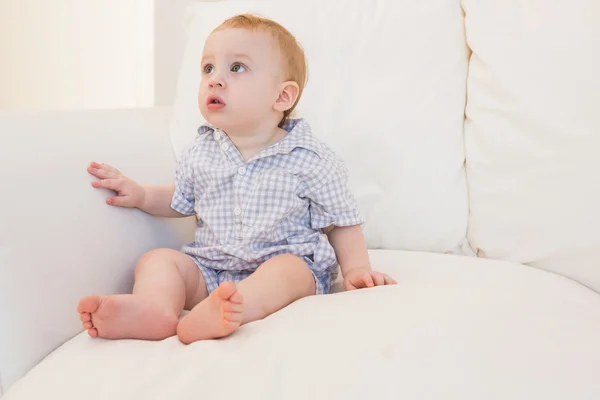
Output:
[203,64,214,74]
[230,63,247,73]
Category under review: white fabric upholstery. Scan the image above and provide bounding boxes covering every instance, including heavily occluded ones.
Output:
[170,0,470,253]
[463,0,600,291]
[0,108,196,393]
[5,250,600,400]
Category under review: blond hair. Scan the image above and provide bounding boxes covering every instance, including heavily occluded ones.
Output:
[213,14,308,126]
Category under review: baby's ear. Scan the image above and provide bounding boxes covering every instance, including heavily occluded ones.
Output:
[274,81,300,112]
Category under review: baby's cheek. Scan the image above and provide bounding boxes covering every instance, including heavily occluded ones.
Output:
[196,90,204,107]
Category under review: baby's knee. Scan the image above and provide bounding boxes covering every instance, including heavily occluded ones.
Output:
[134,248,178,274]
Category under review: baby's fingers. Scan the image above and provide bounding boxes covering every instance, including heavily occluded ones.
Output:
[371,272,386,286]
[88,165,118,180]
[362,272,375,288]
[106,196,134,207]
[91,178,122,192]
[383,274,397,285]
[90,162,121,176]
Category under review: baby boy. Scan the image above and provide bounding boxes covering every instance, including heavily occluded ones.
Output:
[78,14,396,344]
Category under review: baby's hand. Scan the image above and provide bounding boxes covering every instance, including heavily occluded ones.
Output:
[343,267,397,291]
[88,162,145,208]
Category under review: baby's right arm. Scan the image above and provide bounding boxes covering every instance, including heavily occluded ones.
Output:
[88,161,188,218]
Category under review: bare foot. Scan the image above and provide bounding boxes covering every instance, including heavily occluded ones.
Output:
[77,294,178,340]
[177,282,244,344]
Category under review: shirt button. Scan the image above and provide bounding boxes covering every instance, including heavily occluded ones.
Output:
[221,143,229,152]
[233,207,242,216]
[238,166,246,176]
[213,130,222,140]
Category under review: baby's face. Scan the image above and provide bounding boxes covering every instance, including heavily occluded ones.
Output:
[198,28,284,133]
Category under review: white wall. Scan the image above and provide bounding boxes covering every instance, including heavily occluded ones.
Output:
[154,0,194,106]
[0,0,154,110]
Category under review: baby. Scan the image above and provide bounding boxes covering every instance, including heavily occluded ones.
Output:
[78,14,396,344]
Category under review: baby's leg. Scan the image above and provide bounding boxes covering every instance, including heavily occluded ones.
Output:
[177,254,315,344]
[77,249,208,340]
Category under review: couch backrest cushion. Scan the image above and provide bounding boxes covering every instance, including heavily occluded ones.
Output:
[0,108,195,392]
[170,0,471,253]
[463,0,600,290]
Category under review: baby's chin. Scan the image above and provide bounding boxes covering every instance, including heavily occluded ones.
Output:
[199,109,228,131]
[199,107,269,134]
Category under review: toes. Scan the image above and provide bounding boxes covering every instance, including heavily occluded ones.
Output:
[80,312,91,322]
[224,312,242,324]
[223,301,243,313]
[229,291,243,304]
[216,282,237,300]
[83,321,94,330]
[87,328,99,338]
[78,296,101,314]
[225,319,241,327]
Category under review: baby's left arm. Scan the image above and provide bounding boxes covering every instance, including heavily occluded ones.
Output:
[325,225,396,291]
[306,154,396,290]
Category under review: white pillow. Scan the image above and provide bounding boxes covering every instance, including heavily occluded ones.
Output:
[463,0,600,290]
[170,0,470,254]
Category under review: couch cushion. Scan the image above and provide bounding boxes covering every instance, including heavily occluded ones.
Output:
[0,108,196,393]
[170,0,470,253]
[463,0,600,291]
[5,250,600,399]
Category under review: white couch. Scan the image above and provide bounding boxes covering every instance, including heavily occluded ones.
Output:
[2,1,599,399]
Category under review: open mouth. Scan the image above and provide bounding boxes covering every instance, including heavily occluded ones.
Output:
[207,95,225,106]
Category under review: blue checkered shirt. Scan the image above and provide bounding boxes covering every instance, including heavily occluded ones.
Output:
[171,118,364,277]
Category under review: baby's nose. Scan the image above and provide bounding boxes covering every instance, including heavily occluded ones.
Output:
[208,78,225,89]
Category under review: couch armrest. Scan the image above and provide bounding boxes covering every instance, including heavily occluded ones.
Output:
[0,107,196,393]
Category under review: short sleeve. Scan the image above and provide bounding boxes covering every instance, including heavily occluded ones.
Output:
[170,143,196,215]
[307,158,364,230]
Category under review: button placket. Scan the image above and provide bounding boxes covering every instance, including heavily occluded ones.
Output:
[215,131,246,166]
[233,165,244,222]
[232,163,246,240]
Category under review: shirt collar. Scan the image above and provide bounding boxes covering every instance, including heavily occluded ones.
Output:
[276,118,317,155]
[197,118,320,156]
[197,122,216,137]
